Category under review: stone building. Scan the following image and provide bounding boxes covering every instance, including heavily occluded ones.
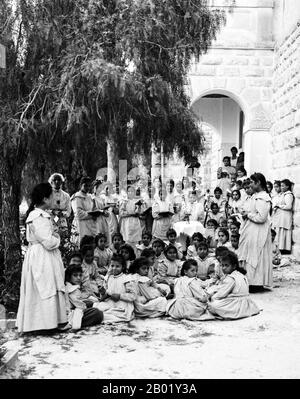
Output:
[154,0,300,257]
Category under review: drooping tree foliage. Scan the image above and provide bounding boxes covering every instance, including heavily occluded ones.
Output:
[0,0,225,310]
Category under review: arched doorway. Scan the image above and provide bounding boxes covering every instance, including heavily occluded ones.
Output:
[191,91,245,189]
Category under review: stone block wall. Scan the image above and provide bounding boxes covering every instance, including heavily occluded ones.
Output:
[271,22,300,258]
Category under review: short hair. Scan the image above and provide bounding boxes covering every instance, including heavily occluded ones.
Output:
[79,176,91,186]
[164,244,178,256]
[112,232,123,242]
[206,219,218,228]
[281,179,293,191]
[232,189,241,200]
[237,167,247,176]
[214,187,223,195]
[242,178,251,189]
[266,181,273,191]
[142,231,152,240]
[120,244,136,261]
[128,257,149,274]
[140,248,156,258]
[166,228,177,238]
[81,244,94,256]
[218,228,230,241]
[198,241,209,250]
[48,173,65,184]
[111,253,127,272]
[236,180,243,187]
[192,232,204,241]
[95,233,107,245]
[274,180,281,187]
[80,235,95,249]
[220,251,246,275]
[152,238,166,248]
[65,264,83,283]
[215,246,230,257]
[181,259,198,276]
[231,147,238,152]
[68,252,83,263]
[230,221,241,229]
[231,232,240,239]
[223,156,231,163]
[210,202,219,210]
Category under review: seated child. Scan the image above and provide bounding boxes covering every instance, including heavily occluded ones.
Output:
[228,190,243,215]
[212,187,226,213]
[110,232,124,254]
[205,246,229,288]
[204,219,218,252]
[128,257,167,318]
[155,244,182,294]
[69,252,83,266]
[93,254,136,323]
[152,238,166,271]
[229,232,240,254]
[195,241,216,281]
[217,228,231,248]
[65,265,103,330]
[80,235,96,250]
[208,203,224,225]
[81,245,105,296]
[207,251,260,320]
[136,231,152,257]
[166,228,183,259]
[141,248,157,280]
[166,260,209,321]
[229,221,240,238]
[120,243,136,271]
[271,229,289,268]
[187,232,204,259]
[94,233,113,276]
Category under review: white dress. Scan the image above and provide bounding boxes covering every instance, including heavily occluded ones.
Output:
[208,270,260,320]
[16,209,67,332]
[166,276,208,320]
[275,191,294,251]
[94,273,136,323]
[119,198,143,247]
[70,191,97,245]
[152,199,174,241]
[132,274,167,318]
[237,191,273,288]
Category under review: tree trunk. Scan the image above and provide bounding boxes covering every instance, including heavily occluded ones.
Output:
[106,136,119,183]
[0,155,23,311]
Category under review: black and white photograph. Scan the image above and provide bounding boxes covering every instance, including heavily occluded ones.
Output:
[0,0,300,385]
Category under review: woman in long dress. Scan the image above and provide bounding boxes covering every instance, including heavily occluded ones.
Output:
[92,180,111,244]
[237,173,273,291]
[101,182,119,237]
[274,179,294,252]
[152,187,174,241]
[16,183,68,333]
[48,173,71,233]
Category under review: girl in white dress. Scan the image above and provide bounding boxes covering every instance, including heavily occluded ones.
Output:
[48,173,71,232]
[94,254,136,323]
[94,233,113,276]
[166,260,208,321]
[187,232,204,259]
[155,245,182,293]
[207,251,260,320]
[129,257,167,318]
[17,183,68,333]
[101,182,119,238]
[136,231,152,257]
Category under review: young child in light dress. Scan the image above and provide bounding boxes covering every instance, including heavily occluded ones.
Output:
[81,245,105,297]
[187,232,204,259]
[166,228,183,260]
[136,231,152,257]
[94,233,113,276]
[155,245,182,296]
[93,254,136,323]
[129,257,167,318]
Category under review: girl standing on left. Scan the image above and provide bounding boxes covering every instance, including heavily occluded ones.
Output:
[17,183,68,333]
[274,179,294,253]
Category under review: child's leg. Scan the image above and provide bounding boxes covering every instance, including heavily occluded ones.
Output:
[81,308,103,327]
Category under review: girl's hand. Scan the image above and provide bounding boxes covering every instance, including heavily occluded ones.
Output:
[157,286,167,296]
[110,293,120,302]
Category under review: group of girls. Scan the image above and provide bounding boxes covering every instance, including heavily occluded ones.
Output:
[61,222,260,330]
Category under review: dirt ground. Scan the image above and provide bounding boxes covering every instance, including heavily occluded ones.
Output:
[1,259,300,379]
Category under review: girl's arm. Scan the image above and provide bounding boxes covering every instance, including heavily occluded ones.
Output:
[279,193,294,211]
[119,280,137,302]
[74,197,92,220]
[190,280,208,302]
[248,199,270,224]
[211,276,235,300]
[69,288,87,310]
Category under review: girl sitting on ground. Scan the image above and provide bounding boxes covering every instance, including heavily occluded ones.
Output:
[152,238,166,271]
[207,251,260,320]
[110,232,124,254]
[81,245,105,296]
[65,265,103,330]
[195,241,216,281]
[120,243,136,271]
[136,231,152,257]
[187,232,204,259]
[94,233,113,276]
[155,245,182,295]
[93,254,136,323]
[217,228,231,248]
[128,257,167,318]
[166,228,183,260]
[166,260,209,321]
[141,248,157,280]
[204,219,218,252]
